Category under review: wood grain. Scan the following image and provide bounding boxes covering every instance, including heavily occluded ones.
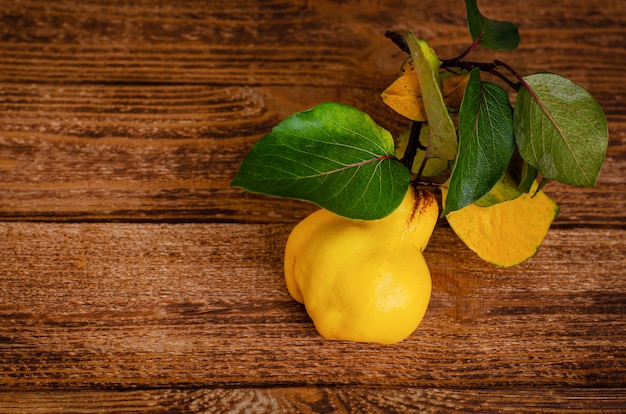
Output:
[1,0,625,411]
[0,84,623,223]
[1,0,625,223]
[1,223,624,390]
[2,387,626,413]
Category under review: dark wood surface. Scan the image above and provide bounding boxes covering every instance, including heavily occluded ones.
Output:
[1,0,625,411]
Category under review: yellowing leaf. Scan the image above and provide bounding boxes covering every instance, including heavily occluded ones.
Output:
[407,33,458,160]
[441,72,470,111]
[382,67,470,121]
[399,56,415,74]
[381,71,427,121]
[394,126,448,176]
[442,181,559,267]
[473,172,522,207]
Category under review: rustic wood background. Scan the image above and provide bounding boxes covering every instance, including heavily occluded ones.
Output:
[1,0,625,411]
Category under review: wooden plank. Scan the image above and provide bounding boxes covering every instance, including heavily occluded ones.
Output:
[0,0,624,88]
[0,0,375,86]
[1,387,626,413]
[1,0,624,223]
[1,0,625,409]
[1,223,624,390]
[0,132,623,224]
[0,80,623,222]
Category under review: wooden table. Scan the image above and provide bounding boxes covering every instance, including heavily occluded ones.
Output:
[1,0,625,411]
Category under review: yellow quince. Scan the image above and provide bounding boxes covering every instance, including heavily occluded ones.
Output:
[284,186,439,344]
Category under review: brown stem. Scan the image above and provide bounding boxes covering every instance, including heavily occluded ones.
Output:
[440,58,521,91]
[414,138,431,184]
[400,121,424,171]
[450,33,483,61]
[385,30,409,54]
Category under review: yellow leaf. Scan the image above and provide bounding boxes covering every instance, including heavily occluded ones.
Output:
[473,172,522,207]
[381,71,427,121]
[442,181,559,267]
[382,58,469,120]
[441,72,470,111]
[399,56,415,74]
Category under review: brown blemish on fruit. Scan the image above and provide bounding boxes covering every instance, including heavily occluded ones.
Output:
[409,189,435,225]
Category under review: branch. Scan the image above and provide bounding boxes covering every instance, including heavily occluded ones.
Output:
[450,33,483,61]
[441,58,521,91]
[385,30,410,54]
[400,121,424,171]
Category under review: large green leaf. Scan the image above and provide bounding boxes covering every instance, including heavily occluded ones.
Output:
[514,73,609,187]
[406,32,458,160]
[231,102,410,220]
[465,0,520,51]
[444,68,515,215]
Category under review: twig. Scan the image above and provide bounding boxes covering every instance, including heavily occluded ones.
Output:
[400,121,424,171]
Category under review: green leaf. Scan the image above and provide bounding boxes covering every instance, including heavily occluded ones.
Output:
[231,102,411,220]
[465,0,520,51]
[406,32,458,160]
[514,73,609,187]
[518,161,538,193]
[444,68,515,215]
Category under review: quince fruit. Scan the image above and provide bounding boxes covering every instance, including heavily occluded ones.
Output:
[284,186,438,344]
